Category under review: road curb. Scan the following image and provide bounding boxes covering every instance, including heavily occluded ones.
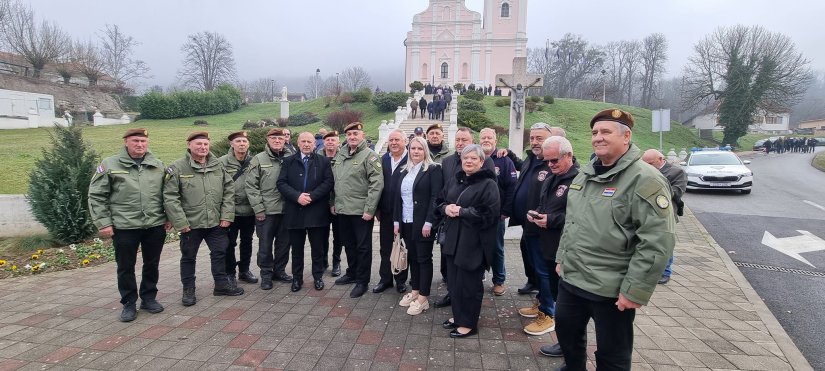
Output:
[687,206,814,371]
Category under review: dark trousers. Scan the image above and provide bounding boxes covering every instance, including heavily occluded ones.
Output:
[289,227,326,281]
[555,282,635,371]
[225,215,255,275]
[256,214,291,277]
[519,236,537,286]
[402,223,434,296]
[321,217,343,267]
[378,218,408,286]
[112,225,166,304]
[445,254,484,329]
[338,215,374,284]
[492,220,506,285]
[179,226,229,287]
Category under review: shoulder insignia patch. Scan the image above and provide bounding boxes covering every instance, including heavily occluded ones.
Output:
[656,194,670,209]
[165,166,175,175]
[96,164,105,174]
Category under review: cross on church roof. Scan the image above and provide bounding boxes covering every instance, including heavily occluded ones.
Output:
[495,57,543,90]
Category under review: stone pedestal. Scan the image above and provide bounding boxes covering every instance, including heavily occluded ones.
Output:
[280,100,289,119]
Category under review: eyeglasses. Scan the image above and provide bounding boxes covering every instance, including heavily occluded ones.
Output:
[546,158,560,165]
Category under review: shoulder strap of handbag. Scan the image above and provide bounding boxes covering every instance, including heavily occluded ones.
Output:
[233,157,250,181]
[455,184,472,204]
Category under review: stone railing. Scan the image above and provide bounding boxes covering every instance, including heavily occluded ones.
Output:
[93,110,131,126]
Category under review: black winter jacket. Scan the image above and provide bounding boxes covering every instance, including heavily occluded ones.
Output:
[536,163,579,260]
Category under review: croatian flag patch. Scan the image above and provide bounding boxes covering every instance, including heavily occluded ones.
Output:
[602,188,616,197]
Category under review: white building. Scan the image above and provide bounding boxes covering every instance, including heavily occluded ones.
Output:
[0,88,65,129]
[682,104,790,135]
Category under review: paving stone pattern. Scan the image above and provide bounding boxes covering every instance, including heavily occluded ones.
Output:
[0,209,812,370]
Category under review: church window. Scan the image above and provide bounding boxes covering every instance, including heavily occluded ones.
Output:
[501,3,510,18]
[441,62,449,78]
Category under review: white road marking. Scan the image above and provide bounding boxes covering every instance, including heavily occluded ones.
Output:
[761,230,825,268]
[803,200,825,212]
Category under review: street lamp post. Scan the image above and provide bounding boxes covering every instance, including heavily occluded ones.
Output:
[315,68,320,99]
[600,69,607,103]
[270,79,274,102]
[335,72,340,96]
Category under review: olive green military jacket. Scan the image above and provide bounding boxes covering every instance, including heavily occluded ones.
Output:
[331,140,384,216]
[431,145,451,164]
[556,144,675,305]
[88,148,166,230]
[245,145,291,215]
[219,151,254,216]
[163,151,234,230]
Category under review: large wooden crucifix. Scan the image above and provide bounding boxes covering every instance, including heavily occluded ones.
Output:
[496,57,543,153]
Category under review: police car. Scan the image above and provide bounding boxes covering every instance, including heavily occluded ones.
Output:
[681,148,753,194]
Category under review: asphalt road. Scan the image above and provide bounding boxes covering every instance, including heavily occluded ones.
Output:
[684,147,825,370]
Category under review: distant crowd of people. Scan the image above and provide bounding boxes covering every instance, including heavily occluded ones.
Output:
[762,136,817,154]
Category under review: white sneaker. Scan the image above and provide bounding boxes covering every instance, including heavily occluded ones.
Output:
[399,292,418,307]
[407,300,429,315]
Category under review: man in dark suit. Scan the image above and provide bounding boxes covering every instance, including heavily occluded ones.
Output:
[642,149,687,285]
[375,129,409,293]
[277,132,334,291]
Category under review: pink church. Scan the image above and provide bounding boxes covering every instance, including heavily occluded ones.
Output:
[404,0,528,89]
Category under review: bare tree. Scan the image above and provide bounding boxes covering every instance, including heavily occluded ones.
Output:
[603,40,641,104]
[683,25,813,144]
[304,73,327,99]
[324,75,342,96]
[237,78,278,103]
[1,1,70,78]
[72,39,106,86]
[340,66,372,92]
[533,34,604,99]
[178,31,236,91]
[99,24,150,90]
[639,33,668,108]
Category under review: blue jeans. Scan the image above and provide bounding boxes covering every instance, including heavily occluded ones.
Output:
[492,220,506,285]
[663,255,674,278]
[525,235,554,316]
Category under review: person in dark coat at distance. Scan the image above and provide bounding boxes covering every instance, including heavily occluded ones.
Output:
[375,130,409,294]
[419,97,428,118]
[436,144,500,338]
[394,137,443,315]
[277,132,334,292]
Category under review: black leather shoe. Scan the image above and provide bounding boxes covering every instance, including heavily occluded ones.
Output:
[120,302,137,322]
[555,363,568,371]
[260,277,273,290]
[658,275,670,284]
[539,343,563,357]
[396,284,407,293]
[139,299,164,314]
[238,271,259,284]
[273,272,293,283]
[314,279,324,290]
[372,282,392,293]
[449,328,478,338]
[291,279,302,292]
[181,287,196,306]
[433,294,451,308]
[335,275,356,285]
[331,264,341,277]
[517,282,538,295]
[350,283,368,298]
[442,319,457,329]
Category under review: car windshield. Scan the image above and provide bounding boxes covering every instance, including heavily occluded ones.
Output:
[689,153,742,166]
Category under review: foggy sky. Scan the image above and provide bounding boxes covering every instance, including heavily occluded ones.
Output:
[23,0,825,92]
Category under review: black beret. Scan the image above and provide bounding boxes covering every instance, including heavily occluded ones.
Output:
[227,131,248,141]
[187,131,209,141]
[426,123,443,133]
[344,122,363,133]
[590,108,634,129]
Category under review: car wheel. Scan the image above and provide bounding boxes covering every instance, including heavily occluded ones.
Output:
[741,189,751,195]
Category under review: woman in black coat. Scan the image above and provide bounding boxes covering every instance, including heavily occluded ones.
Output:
[435,144,500,338]
[393,137,443,315]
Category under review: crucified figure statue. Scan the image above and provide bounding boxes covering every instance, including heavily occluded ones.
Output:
[498,77,542,127]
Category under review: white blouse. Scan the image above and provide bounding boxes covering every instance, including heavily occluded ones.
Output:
[399,162,423,223]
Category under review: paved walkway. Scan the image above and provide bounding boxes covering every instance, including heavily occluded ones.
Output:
[0,208,813,370]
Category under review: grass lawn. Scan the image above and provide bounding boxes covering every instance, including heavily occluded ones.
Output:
[0,100,394,194]
[474,96,717,156]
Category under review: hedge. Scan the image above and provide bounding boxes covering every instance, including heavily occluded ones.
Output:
[138,84,242,119]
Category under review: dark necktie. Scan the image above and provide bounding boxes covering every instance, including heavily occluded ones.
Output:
[302,156,309,191]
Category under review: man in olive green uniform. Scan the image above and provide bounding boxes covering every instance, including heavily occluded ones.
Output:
[426,123,450,164]
[219,131,258,285]
[88,128,168,322]
[553,109,675,371]
[164,131,243,307]
[246,128,295,290]
[331,122,384,298]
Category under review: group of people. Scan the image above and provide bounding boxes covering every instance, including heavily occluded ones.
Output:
[763,136,817,154]
[89,107,679,370]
